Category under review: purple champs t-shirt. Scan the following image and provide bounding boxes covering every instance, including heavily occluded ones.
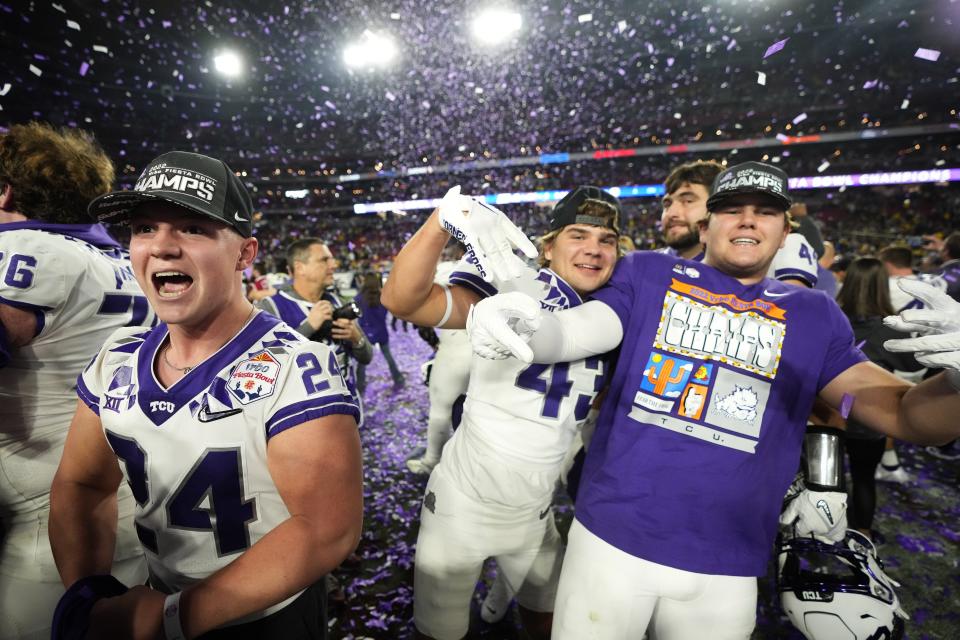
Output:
[578,251,865,576]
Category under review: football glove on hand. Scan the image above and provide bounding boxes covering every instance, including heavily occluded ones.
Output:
[466,292,542,362]
[883,278,960,380]
[437,186,538,284]
[780,489,849,544]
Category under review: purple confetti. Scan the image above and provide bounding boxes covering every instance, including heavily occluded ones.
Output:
[763,38,788,59]
[840,392,854,419]
[914,48,941,62]
[79,61,89,76]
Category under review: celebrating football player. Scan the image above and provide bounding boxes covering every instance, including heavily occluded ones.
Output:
[383,185,622,640]
[49,151,363,639]
[467,161,960,640]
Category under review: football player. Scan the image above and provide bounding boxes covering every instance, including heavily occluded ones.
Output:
[0,123,153,640]
[48,151,363,639]
[659,159,818,287]
[382,185,622,640]
[467,161,960,640]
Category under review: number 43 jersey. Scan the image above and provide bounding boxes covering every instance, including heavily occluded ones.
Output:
[449,263,608,468]
[77,312,359,595]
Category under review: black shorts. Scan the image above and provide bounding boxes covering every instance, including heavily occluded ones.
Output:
[196,579,327,640]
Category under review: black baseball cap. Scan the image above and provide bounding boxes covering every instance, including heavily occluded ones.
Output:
[88,151,254,237]
[548,185,621,234]
[706,161,792,212]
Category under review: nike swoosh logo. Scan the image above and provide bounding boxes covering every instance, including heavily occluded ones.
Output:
[234,211,250,222]
[815,499,834,525]
[197,404,243,423]
[763,289,790,298]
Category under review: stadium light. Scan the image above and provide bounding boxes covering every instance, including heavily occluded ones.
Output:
[213,50,243,77]
[471,8,522,46]
[343,30,398,69]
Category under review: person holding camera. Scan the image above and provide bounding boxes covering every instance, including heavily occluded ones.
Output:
[258,238,372,418]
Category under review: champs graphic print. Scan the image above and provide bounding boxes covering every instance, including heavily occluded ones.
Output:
[229,351,281,404]
[628,279,786,454]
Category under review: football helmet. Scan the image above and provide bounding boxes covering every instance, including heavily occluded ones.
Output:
[778,530,908,640]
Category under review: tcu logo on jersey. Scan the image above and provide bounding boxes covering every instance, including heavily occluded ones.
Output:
[150,400,176,414]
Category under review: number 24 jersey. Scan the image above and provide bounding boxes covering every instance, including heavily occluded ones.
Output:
[77,312,358,593]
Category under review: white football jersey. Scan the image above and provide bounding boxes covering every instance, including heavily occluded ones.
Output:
[448,262,608,468]
[77,312,358,601]
[767,233,819,287]
[0,223,157,517]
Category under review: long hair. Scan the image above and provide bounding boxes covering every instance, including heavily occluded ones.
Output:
[359,272,382,307]
[0,122,114,223]
[836,256,894,320]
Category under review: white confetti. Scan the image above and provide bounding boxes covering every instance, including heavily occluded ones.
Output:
[817,161,830,173]
[914,48,940,62]
[52,3,66,12]
[92,44,109,54]
[775,133,789,142]
[756,71,766,85]
[617,20,628,33]
[901,98,909,109]
[66,19,80,30]
[578,13,593,23]
[0,83,11,96]
[792,113,807,124]
[29,64,42,77]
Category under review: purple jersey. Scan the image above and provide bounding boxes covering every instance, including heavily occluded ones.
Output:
[579,252,865,576]
[932,259,960,303]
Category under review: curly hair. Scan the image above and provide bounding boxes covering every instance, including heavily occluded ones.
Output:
[0,122,114,224]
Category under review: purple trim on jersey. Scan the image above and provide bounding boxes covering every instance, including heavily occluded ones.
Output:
[268,291,308,327]
[0,294,47,337]
[135,312,283,427]
[773,268,817,287]
[541,268,584,307]
[0,221,121,249]
[76,376,101,415]
[265,396,360,438]
[579,251,867,576]
[449,270,498,299]
[208,375,235,408]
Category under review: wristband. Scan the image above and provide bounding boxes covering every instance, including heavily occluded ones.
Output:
[435,283,454,328]
[162,592,186,640]
[803,426,845,492]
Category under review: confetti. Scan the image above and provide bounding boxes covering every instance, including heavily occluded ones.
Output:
[79,61,89,76]
[914,48,940,62]
[756,71,766,85]
[578,13,593,24]
[92,44,109,54]
[763,38,788,59]
[0,83,10,96]
[28,64,42,77]
[792,113,807,125]
[817,160,830,173]
[66,19,79,30]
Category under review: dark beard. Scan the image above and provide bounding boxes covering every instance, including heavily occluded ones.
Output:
[666,228,701,252]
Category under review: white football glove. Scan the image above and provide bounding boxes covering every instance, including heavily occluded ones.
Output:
[780,489,848,543]
[883,278,960,376]
[437,186,538,284]
[466,292,542,362]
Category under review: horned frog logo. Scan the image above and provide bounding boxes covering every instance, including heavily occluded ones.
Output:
[716,385,759,423]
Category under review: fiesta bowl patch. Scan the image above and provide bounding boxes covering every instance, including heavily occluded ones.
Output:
[228,350,281,405]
